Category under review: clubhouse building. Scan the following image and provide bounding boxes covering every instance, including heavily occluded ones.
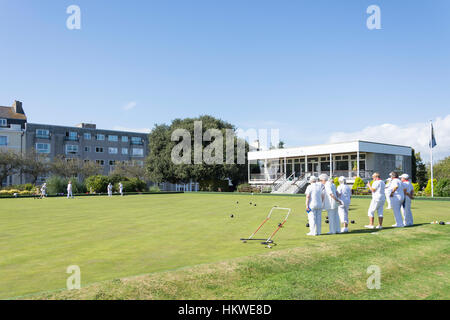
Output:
[248,140,412,194]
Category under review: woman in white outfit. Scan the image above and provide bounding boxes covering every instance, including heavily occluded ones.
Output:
[400,174,414,226]
[337,176,351,233]
[385,178,392,209]
[320,174,342,235]
[366,172,385,229]
[389,172,405,227]
[305,176,324,236]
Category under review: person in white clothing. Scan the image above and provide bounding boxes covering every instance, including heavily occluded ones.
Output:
[67,181,74,199]
[305,176,324,236]
[107,183,113,197]
[320,174,342,235]
[336,176,351,233]
[385,178,392,209]
[389,172,405,227]
[40,183,47,199]
[366,172,386,229]
[119,182,124,196]
[400,174,414,226]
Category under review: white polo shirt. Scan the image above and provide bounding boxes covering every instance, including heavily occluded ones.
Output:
[324,181,338,210]
[403,180,414,194]
[390,178,405,199]
[371,179,386,201]
[337,184,351,206]
[305,182,324,210]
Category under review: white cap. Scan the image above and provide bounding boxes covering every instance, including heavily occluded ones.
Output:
[400,174,409,180]
[338,176,346,183]
[309,176,318,183]
[319,174,329,181]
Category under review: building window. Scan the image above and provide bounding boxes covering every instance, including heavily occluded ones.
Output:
[95,147,104,153]
[0,119,7,127]
[84,133,91,140]
[109,160,116,166]
[36,129,50,138]
[108,147,118,154]
[96,160,105,166]
[336,161,349,171]
[108,135,118,142]
[66,131,78,141]
[96,134,105,141]
[0,136,7,146]
[66,145,79,154]
[132,148,144,157]
[131,137,143,145]
[122,148,128,155]
[121,136,128,143]
[351,155,357,160]
[36,143,51,154]
[395,155,403,171]
[84,146,90,152]
[135,160,144,166]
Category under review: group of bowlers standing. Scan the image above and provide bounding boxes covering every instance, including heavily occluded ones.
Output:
[39,181,125,198]
[305,171,414,236]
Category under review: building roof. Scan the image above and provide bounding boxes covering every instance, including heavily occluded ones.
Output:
[248,140,412,160]
[0,106,27,121]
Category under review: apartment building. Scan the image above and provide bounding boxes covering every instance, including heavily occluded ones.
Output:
[0,101,27,185]
[25,122,149,179]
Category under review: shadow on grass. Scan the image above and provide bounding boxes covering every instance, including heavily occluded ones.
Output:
[320,223,429,236]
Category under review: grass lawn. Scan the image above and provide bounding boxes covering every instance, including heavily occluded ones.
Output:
[0,193,449,300]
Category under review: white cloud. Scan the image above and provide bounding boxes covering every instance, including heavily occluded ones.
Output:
[112,126,151,134]
[122,101,137,111]
[327,115,450,162]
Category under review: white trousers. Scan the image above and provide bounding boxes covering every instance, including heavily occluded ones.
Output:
[385,190,392,208]
[67,191,73,198]
[401,197,413,226]
[368,198,385,218]
[391,196,404,227]
[338,204,349,224]
[327,208,341,234]
[308,209,322,235]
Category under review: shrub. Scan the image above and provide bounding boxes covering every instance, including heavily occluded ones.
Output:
[352,177,366,190]
[85,175,110,193]
[237,183,260,193]
[424,179,437,196]
[19,190,33,196]
[333,177,340,186]
[436,178,450,197]
[46,176,86,194]
[199,180,230,192]
[412,183,420,193]
[149,185,161,193]
[118,178,147,193]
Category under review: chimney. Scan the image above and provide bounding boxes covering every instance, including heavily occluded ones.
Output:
[12,100,25,115]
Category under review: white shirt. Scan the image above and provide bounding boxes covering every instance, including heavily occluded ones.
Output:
[67,184,72,192]
[385,178,391,194]
[371,179,386,201]
[324,181,338,210]
[337,184,351,206]
[305,182,324,210]
[390,178,405,200]
[402,180,414,195]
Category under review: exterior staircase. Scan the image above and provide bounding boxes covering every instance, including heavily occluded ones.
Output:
[271,173,309,194]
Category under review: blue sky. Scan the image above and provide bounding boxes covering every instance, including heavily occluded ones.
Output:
[1,0,449,160]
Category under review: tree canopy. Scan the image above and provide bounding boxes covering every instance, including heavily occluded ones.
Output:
[146,115,248,185]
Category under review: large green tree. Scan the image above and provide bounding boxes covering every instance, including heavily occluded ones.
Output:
[146,115,248,185]
[21,149,50,184]
[412,150,427,189]
[431,156,450,180]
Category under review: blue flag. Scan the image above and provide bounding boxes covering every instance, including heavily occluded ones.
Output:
[429,123,437,148]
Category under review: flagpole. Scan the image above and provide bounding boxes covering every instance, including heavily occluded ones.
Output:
[430,120,434,198]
